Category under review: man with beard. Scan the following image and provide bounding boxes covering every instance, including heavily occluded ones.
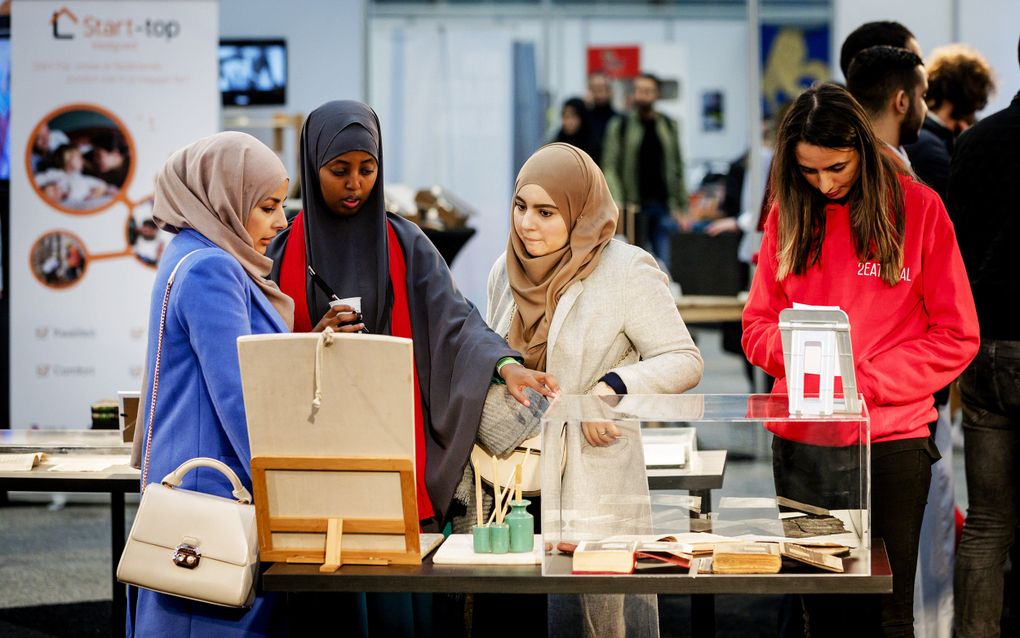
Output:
[602,72,686,266]
[846,45,928,174]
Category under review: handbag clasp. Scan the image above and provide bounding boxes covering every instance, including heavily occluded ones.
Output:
[172,544,201,569]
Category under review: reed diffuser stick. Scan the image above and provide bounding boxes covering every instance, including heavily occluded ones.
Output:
[474,460,483,527]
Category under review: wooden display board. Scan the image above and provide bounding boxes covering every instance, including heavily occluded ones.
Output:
[238,332,419,570]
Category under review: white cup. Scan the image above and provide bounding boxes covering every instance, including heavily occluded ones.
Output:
[330,296,362,314]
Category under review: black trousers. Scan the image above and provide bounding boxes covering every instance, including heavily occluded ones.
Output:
[773,436,934,638]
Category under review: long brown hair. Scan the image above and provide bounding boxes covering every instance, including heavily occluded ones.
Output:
[772,83,905,286]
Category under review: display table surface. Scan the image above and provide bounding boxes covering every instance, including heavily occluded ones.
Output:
[0,429,138,637]
[263,540,890,638]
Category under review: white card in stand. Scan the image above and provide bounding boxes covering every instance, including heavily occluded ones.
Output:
[779,305,861,416]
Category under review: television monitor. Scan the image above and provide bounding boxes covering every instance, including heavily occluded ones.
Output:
[219,38,287,107]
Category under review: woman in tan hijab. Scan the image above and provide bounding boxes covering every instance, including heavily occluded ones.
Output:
[486,143,703,638]
[129,132,291,637]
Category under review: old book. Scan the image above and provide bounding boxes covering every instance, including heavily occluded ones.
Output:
[782,514,849,538]
[634,541,692,571]
[0,453,45,471]
[712,542,782,574]
[800,544,851,556]
[647,535,715,556]
[780,542,845,573]
[571,540,637,574]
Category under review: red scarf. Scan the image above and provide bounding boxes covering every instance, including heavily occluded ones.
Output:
[279,212,434,520]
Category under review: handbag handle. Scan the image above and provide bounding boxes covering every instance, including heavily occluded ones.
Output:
[160,457,253,504]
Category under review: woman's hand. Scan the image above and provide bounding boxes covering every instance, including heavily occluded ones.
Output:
[582,381,621,447]
[312,304,364,333]
[499,363,560,407]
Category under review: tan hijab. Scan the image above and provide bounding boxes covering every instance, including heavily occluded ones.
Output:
[152,131,294,329]
[506,143,618,370]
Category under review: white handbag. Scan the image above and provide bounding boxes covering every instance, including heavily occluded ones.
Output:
[116,251,258,608]
[117,458,259,608]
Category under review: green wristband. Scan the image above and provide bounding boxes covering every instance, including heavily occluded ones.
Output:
[492,357,521,385]
[495,356,520,372]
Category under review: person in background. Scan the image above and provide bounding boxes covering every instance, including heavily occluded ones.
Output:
[900,46,994,637]
[904,44,996,201]
[743,83,978,637]
[840,20,922,78]
[553,97,596,160]
[585,71,617,165]
[950,36,1020,638]
[129,132,292,637]
[602,72,686,268]
[846,45,928,173]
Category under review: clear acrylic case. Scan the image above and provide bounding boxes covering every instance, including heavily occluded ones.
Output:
[540,394,870,577]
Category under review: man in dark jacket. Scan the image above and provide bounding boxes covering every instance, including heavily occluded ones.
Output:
[602,72,686,266]
[950,36,1020,638]
[904,44,996,200]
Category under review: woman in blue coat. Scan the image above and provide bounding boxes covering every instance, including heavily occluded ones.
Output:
[127,132,293,637]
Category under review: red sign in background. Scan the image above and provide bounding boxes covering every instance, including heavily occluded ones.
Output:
[587,46,641,79]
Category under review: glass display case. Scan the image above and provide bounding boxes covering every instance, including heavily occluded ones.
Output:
[0,429,130,455]
[540,394,870,577]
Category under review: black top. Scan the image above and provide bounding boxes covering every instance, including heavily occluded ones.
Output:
[588,103,618,166]
[638,117,667,204]
[904,115,954,202]
[947,92,1020,340]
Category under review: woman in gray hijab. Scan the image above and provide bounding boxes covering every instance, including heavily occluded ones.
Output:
[129,132,291,636]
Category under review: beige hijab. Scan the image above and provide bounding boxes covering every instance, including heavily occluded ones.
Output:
[152,131,294,328]
[506,143,618,370]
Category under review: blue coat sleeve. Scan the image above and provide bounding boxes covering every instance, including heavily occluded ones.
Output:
[172,253,256,482]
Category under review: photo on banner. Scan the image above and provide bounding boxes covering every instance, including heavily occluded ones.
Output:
[9,1,219,429]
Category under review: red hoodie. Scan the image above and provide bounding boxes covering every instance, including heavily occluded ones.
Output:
[742,174,979,444]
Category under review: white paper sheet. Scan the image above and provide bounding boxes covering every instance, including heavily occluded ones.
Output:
[46,455,130,472]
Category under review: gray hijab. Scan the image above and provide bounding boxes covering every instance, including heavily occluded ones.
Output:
[298,101,391,333]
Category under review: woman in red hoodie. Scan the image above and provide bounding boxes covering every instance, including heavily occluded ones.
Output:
[743,83,978,637]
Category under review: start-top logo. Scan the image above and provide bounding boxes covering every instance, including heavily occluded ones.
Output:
[50,6,181,41]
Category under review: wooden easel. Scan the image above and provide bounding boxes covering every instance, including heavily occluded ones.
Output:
[251,456,421,573]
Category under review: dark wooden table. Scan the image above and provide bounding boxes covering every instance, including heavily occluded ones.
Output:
[263,540,891,637]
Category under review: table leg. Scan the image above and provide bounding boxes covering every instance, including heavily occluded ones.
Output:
[691,488,712,518]
[111,491,125,637]
[691,594,716,638]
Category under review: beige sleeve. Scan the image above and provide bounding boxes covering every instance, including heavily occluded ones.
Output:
[613,249,704,394]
